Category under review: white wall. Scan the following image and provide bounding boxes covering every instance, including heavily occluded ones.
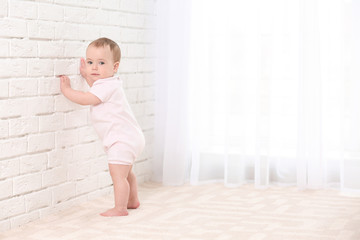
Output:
[0,0,156,230]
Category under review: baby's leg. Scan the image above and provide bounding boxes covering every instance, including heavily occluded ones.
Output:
[127,167,140,209]
[101,164,131,217]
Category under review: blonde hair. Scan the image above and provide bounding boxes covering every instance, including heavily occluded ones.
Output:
[88,37,121,62]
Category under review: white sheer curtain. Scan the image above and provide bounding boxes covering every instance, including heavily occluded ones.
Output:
[154,0,360,193]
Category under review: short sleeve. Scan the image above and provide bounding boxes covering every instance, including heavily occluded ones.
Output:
[89,81,114,102]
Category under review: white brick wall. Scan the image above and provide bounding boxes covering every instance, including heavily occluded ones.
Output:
[0,0,156,231]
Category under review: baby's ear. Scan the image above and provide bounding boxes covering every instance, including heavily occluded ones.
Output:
[113,62,120,72]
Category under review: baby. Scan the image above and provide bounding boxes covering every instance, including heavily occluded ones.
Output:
[60,37,145,217]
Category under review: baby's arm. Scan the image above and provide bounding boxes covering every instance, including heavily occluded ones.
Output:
[60,75,101,106]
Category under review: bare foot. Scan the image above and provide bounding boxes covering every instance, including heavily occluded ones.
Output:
[100,208,128,217]
[127,200,140,209]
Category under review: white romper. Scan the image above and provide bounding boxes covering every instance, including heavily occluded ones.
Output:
[89,76,145,165]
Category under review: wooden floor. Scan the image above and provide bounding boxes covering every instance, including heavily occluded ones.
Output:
[1,182,360,240]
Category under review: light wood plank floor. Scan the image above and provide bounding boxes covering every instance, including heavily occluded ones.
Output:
[1,182,360,240]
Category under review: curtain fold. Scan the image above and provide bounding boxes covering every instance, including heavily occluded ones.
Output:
[155,0,360,193]
[153,0,192,185]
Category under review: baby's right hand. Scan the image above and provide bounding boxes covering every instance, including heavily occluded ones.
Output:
[59,75,71,94]
[80,58,87,79]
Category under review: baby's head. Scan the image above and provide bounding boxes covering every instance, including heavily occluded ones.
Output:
[85,37,121,81]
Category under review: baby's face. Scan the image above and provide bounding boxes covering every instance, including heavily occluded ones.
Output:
[85,45,119,82]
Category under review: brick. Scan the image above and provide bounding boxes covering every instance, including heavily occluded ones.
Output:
[0,0,7,17]
[129,102,145,116]
[55,95,78,112]
[28,133,55,153]
[8,97,56,117]
[95,142,106,157]
[140,59,155,72]
[9,1,38,19]
[55,22,79,40]
[42,167,67,187]
[100,0,120,10]
[6,97,55,117]
[0,59,27,78]
[133,159,150,175]
[48,148,72,168]
[33,97,55,115]
[0,196,25,220]
[77,24,100,41]
[9,78,38,97]
[13,173,42,195]
[0,40,9,57]
[108,11,125,26]
[76,175,98,195]
[20,153,47,174]
[138,115,154,130]
[0,80,9,98]
[126,14,145,28]
[139,86,155,101]
[138,0,156,14]
[71,77,89,90]
[142,143,153,160]
[0,120,8,139]
[72,142,97,162]
[123,88,138,103]
[39,77,61,96]
[77,126,98,143]
[0,219,10,231]
[0,158,20,179]
[85,9,109,25]
[10,211,39,229]
[98,171,112,188]
[55,128,78,148]
[28,20,55,40]
[54,59,79,76]
[121,0,138,12]
[122,74,144,88]
[64,7,86,23]
[119,28,138,42]
[38,4,64,21]
[145,44,156,57]
[65,109,88,128]
[0,19,27,38]
[68,162,91,180]
[0,99,22,118]
[0,179,13,200]
[119,58,138,73]
[0,138,27,159]
[127,44,145,58]
[139,29,156,43]
[91,155,108,172]
[25,189,52,212]
[143,72,155,86]
[54,0,99,8]
[27,59,54,77]
[39,113,64,132]
[100,26,122,42]
[53,182,76,203]
[10,39,38,57]
[38,41,64,58]
[144,15,156,28]
[64,42,86,58]
[9,117,39,137]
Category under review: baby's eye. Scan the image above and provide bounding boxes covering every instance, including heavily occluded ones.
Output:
[87,61,93,64]
[99,61,105,65]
